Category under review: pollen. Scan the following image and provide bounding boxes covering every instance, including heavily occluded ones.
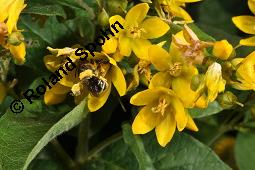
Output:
[169,62,182,77]
[152,98,168,116]
[127,26,146,39]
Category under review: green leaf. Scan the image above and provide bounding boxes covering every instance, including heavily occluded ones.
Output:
[189,101,223,118]
[84,124,230,170]
[20,16,71,46]
[122,124,155,170]
[188,23,215,42]
[23,5,66,18]
[0,99,88,170]
[56,0,95,19]
[235,131,255,170]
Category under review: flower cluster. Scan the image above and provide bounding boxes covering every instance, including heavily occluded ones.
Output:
[1,0,254,148]
[40,2,255,147]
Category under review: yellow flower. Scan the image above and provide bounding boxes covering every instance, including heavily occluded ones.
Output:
[131,87,198,147]
[0,82,6,103]
[148,44,206,108]
[232,0,255,46]
[126,59,152,91]
[0,0,27,64]
[43,47,79,105]
[231,51,255,90]
[71,52,127,112]
[109,3,169,60]
[157,0,202,22]
[213,40,233,60]
[171,25,213,65]
[194,62,226,105]
[102,36,124,62]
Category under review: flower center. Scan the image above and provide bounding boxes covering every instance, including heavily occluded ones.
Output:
[138,60,151,80]
[127,26,146,39]
[169,62,182,77]
[152,98,168,116]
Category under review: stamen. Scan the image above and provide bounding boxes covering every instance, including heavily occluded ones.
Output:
[151,98,168,116]
[169,62,182,77]
[127,26,146,39]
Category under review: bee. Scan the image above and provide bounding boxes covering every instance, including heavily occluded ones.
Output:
[76,60,109,97]
[83,76,108,97]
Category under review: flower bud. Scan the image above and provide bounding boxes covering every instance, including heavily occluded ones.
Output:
[107,0,128,15]
[213,40,233,60]
[217,91,243,109]
[7,31,24,46]
[191,74,204,91]
[98,8,109,27]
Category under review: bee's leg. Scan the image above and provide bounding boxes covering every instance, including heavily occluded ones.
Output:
[79,69,94,80]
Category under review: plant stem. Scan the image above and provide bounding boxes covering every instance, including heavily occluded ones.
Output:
[50,139,76,169]
[75,115,90,164]
[79,132,122,165]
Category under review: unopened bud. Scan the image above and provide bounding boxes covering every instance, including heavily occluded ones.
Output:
[107,0,128,15]
[7,32,24,46]
[218,91,243,109]
[98,8,109,27]
[191,74,204,91]
[213,40,233,60]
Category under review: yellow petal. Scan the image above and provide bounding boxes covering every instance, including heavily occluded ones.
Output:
[231,58,244,68]
[102,37,118,54]
[232,16,255,34]
[141,17,169,39]
[148,45,171,71]
[109,15,125,37]
[109,15,125,26]
[119,34,132,56]
[131,39,151,60]
[231,81,255,91]
[44,91,66,105]
[186,114,198,131]
[0,0,13,22]
[248,0,255,15]
[0,82,6,103]
[9,42,26,64]
[6,0,26,33]
[171,5,192,21]
[237,52,255,83]
[240,36,255,46]
[130,89,159,106]
[44,55,62,72]
[125,3,149,26]
[110,65,126,96]
[213,40,233,60]
[149,72,172,89]
[177,0,202,2]
[112,50,124,62]
[172,98,188,131]
[172,77,196,108]
[88,82,111,112]
[195,95,208,108]
[155,113,176,147]
[132,105,158,134]
[59,69,77,87]
[49,83,70,95]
